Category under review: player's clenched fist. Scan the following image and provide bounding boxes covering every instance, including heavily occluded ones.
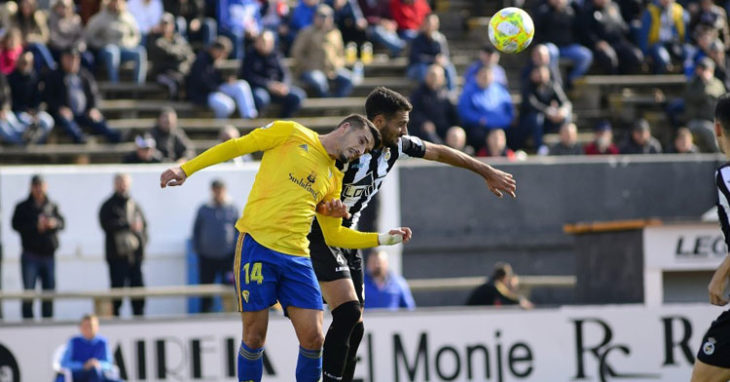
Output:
[317,199,351,219]
[160,166,187,188]
[378,227,412,245]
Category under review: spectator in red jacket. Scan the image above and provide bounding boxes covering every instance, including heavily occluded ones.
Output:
[476,128,516,159]
[584,120,619,155]
[389,0,430,41]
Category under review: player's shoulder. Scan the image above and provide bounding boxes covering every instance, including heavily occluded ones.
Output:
[284,120,317,138]
[263,120,297,131]
[258,120,304,141]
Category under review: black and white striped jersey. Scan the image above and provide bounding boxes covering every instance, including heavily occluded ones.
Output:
[338,135,426,228]
[717,164,730,248]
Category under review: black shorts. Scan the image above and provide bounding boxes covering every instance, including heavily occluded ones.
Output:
[697,310,730,368]
[308,220,365,304]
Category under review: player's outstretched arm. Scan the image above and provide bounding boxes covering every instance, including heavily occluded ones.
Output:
[160,166,187,188]
[316,214,412,248]
[422,141,517,198]
[708,254,730,306]
[168,122,295,182]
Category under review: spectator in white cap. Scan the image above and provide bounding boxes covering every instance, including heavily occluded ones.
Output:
[123,134,163,163]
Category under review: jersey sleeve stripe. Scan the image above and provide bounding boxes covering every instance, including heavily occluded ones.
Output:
[716,166,730,248]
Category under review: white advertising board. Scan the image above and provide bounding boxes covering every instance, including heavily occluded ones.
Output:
[643,223,727,306]
[0,304,722,382]
[644,223,727,271]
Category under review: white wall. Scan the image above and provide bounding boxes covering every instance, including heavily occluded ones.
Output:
[0,164,258,320]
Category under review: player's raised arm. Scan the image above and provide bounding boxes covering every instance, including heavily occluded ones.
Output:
[422,141,517,198]
[159,122,296,188]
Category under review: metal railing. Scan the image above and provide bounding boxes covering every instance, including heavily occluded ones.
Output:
[0,276,576,316]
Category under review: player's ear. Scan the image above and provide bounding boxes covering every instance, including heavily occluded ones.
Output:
[372,114,385,129]
[716,120,723,138]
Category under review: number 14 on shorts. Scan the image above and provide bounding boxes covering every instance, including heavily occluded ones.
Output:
[243,262,264,284]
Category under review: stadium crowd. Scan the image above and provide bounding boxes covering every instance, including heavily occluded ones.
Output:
[0,0,722,158]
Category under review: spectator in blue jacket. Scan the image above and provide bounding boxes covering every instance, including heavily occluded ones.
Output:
[240,30,306,118]
[186,37,257,119]
[457,65,514,151]
[407,13,457,91]
[639,0,689,73]
[59,314,120,382]
[287,0,321,46]
[192,180,239,313]
[363,250,415,311]
[217,0,262,60]
[464,44,507,87]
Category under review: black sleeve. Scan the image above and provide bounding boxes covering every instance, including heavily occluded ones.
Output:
[716,167,730,248]
[11,202,35,234]
[399,135,426,158]
[99,199,129,233]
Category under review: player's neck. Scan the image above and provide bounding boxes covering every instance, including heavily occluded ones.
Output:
[318,132,339,160]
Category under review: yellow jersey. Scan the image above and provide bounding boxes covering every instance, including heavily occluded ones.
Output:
[180,121,378,256]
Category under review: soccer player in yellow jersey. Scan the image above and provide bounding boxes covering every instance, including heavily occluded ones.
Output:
[159,114,412,382]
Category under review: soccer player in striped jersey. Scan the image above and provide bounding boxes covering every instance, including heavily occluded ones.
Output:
[160,115,412,382]
[311,87,517,382]
[692,93,730,382]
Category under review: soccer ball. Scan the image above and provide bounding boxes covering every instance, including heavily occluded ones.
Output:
[488,7,535,54]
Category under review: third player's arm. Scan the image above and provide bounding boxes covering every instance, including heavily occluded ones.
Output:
[709,254,730,306]
[422,141,517,198]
